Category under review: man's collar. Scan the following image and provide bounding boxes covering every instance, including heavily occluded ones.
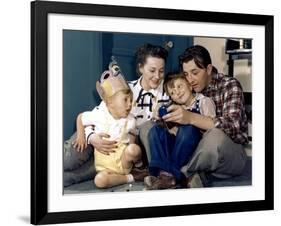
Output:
[206,73,220,91]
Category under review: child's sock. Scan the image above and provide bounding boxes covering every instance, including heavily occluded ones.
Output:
[126,174,135,183]
[134,160,143,168]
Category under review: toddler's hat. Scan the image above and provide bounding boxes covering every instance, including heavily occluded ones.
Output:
[96,58,129,100]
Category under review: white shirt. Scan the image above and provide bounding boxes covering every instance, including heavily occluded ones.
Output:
[82,101,136,144]
[128,77,170,127]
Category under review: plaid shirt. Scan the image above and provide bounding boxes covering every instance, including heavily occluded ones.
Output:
[202,73,248,145]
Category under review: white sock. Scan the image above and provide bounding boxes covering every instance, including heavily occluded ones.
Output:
[134,160,143,168]
[126,174,135,183]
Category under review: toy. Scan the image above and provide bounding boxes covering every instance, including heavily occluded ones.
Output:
[158,105,169,118]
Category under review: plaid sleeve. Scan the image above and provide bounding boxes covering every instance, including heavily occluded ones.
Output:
[213,78,245,142]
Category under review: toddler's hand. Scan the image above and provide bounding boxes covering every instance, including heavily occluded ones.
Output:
[72,135,87,152]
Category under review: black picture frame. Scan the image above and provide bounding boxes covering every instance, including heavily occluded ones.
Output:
[31,0,274,224]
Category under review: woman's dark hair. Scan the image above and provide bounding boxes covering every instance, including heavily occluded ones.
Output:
[179,45,217,74]
[135,43,168,76]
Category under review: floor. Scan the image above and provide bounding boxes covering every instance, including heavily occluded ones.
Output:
[64,156,252,194]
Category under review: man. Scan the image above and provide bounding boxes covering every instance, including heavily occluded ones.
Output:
[163,45,248,185]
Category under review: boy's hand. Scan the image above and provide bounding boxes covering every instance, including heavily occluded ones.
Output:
[89,133,118,155]
[72,135,87,152]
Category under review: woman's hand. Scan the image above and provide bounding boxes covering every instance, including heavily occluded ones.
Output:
[162,104,192,125]
[72,135,87,152]
[88,132,118,155]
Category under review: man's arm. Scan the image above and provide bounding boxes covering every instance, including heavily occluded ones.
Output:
[212,79,248,143]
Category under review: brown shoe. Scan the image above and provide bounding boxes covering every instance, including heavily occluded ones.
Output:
[145,175,176,190]
[144,175,158,187]
[131,167,149,182]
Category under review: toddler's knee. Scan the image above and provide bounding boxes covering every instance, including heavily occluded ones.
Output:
[126,144,141,160]
[94,171,110,188]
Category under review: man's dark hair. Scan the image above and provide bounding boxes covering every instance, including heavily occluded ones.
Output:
[179,45,217,73]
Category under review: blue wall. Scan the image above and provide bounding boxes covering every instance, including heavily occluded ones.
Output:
[63,30,193,140]
[63,30,102,140]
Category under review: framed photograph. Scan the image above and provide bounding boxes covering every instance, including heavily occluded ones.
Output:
[31,0,274,224]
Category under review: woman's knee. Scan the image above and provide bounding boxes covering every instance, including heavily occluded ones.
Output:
[94,171,110,188]
[139,121,154,141]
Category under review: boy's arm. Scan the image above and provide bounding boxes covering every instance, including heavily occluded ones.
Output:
[72,113,87,152]
[76,113,85,138]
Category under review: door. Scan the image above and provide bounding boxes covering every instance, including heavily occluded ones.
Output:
[63,30,192,140]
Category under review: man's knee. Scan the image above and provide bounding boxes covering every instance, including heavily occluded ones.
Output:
[203,128,226,146]
[185,128,247,175]
[197,149,219,169]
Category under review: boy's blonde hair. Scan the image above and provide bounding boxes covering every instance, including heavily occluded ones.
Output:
[163,72,190,96]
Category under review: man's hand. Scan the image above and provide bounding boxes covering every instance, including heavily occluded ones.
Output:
[162,104,191,125]
[89,132,118,155]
